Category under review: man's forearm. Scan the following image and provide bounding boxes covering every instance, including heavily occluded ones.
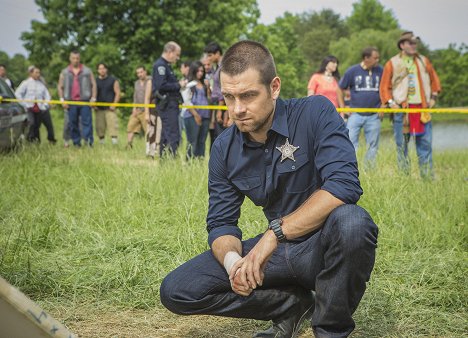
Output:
[211,235,242,267]
[282,189,344,239]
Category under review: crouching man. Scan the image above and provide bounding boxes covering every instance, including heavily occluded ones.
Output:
[160,40,378,338]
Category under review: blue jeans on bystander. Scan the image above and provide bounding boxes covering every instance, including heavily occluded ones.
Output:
[346,113,381,169]
[392,113,433,178]
[184,116,210,159]
[68,104,93,146]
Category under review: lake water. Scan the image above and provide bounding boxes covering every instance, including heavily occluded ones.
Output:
[381,122,468,151]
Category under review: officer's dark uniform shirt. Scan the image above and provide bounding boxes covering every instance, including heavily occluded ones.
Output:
[206,96,362,247]
[152,57,180,97]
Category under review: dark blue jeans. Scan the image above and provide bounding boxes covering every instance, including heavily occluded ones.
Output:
[160,204,378,337]
[158,100,180,157]
[68,104,93,146]
[184,116,210,159]
[393,113,433,178]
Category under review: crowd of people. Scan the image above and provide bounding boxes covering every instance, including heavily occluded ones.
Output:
[3,31,441,177]
[2,33,443,337]
[306,31,441,178]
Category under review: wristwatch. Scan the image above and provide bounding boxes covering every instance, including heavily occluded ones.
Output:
[268,218,286,243]
[387,99,395,106]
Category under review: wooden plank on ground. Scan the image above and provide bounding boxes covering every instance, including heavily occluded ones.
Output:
[0,276,76,338]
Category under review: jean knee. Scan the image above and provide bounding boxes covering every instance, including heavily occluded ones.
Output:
[326,204,378,251]
[160,271,186,315]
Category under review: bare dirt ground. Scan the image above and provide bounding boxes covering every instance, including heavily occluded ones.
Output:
[48,305,315,338]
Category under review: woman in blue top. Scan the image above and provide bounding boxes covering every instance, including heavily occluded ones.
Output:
[183,61,211,159]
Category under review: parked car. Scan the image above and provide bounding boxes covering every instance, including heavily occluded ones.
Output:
[0,78,28,150]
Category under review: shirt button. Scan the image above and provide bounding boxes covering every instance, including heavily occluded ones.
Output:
[264,149,269,153]
[291,165,296,170]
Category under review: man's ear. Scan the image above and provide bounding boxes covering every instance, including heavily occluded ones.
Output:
[270,76,281,100]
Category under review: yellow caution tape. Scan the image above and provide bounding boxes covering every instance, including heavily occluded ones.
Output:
[2,97,468,114]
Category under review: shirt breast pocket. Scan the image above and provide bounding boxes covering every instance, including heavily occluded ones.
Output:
[231,176,264,206]
[277,152,314,193]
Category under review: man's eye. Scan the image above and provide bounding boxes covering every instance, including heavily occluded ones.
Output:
[242,93,256,99]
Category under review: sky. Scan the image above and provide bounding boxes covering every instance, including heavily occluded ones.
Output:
[1,0,467,57]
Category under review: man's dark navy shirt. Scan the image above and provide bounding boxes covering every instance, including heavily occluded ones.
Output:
[206,96,362,247]
[152,57,180,96]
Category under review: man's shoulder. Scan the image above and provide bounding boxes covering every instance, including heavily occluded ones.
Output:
[210,126,237,164]
[154,57,166,66]
[283,96,334,127]
[345,64,360,73]
[81,65,92,74]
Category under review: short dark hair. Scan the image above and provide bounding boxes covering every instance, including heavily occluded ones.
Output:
[97,63,108,70]
[221,40,277,88]
[70,50,80,55]
[204,42,223,55]
[0,64,6,69]
[136,65,146,71]
[181,61,191,68]
[362,47,378,60]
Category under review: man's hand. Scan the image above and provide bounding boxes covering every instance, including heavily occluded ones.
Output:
[229,230,277,295]
[429,98,436,108]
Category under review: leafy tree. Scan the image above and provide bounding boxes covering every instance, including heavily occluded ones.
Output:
[431,44,468,107]
[295,9,349,77]
[249,13,307,98]
[330,29,402,72]
[346,0,398,33]
[22,0,259,100]
[0,51,29,88]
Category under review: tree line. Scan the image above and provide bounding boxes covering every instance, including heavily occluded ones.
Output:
[1,0,466,107]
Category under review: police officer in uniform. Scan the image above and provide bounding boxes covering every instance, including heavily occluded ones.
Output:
[152,41,187,156]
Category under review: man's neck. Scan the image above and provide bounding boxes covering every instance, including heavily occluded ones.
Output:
[99,75,108,79]
[402,51,416,58]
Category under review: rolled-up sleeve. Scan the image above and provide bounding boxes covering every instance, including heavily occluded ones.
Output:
[311,97,362,204]
[206,141,245,247]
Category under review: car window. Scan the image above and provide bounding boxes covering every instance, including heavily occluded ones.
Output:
[0,79,15,98]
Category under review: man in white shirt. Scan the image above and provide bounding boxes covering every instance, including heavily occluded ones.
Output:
[15,66,56,144]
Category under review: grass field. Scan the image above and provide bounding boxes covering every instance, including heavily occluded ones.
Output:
[0,112,467,337]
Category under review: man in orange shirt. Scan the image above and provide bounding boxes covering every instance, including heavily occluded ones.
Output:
[380,31,441,178]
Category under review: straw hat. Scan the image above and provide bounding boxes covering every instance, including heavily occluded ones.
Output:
[397,31,420,50]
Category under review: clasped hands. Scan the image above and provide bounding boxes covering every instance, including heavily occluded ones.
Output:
[226,231,278,296]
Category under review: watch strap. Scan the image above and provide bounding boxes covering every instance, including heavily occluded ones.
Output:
[269,218,286,243]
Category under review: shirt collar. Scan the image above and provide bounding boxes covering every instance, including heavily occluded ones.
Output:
[240,98,289,146]
[68,64,83,73]
[270,98,289,138]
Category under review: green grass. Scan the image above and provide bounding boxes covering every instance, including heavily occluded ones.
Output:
[0,113,466,337]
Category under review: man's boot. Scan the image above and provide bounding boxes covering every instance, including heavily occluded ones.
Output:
[253,290,315,338]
